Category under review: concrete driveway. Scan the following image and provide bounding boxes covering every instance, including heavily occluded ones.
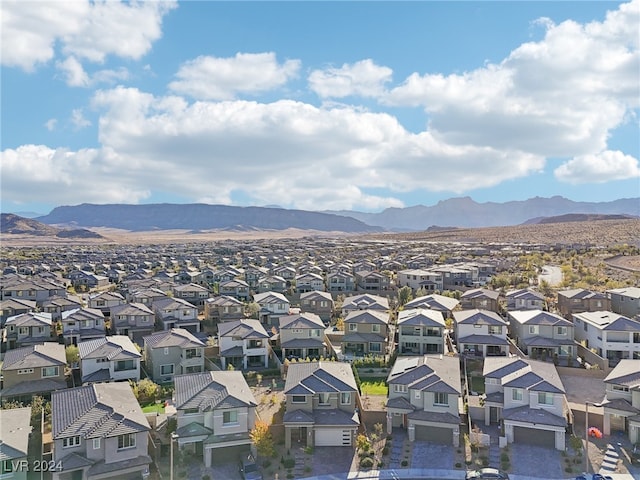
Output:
[411,441,454,470]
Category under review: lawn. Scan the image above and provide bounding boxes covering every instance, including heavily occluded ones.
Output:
[360,377,388,396]
[142,402,166,414]
[470,375,485,394]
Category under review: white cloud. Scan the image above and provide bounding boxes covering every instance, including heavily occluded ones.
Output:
[44,119,57,132]
[384,0,639,158]
[56,56,90,87]
[1,0,176,71]
[71,109,91,130]
[554,150,640,184]
[308,59,393,98]
[169,53,301,100]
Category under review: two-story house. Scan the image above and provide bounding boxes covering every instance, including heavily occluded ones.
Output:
[327,271,355,292]
[87,291,125,316]
[173,371,257,466]
[41,295,84,321]
[396,269,443,293]
[279,312,327,360]
[601,359,640,443]
[341,294,389,316]
[295,273,325,294]
[152,297,201,332]
[283,361,360,449]
[572,311,640,366]
[51,382,151,480]
[143,328,206,382]
[172,283,211,310]
[203,295,245,328]
[506,288,546,311]
[61,308,105,346]
[0,342,67,401]
[482,357,568,450]
[397,309,445,355]
[4,311,53,350]
[508,310,576,362]
[460,289,501,313]
[253,291,290,325]
[218,319,270,370]
[386,355,461,446]
[0,298,36,325]
[557,288,610,319]
[342,310,389,357]
[300,291,334,323]
[0,407,32,480]
[404,294,460,318]
[218,279,250,301]
[127,287,169,307]
[78,335,141,384]
[607,287,640,319]
[256,275,287,294]
[355,271,390,291]
[109,303,155,345]
[454,309,509,358]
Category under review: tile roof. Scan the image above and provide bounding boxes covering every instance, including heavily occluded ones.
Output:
[2,342,66,369]
[454,309,507,326]
[143,328,206,349]
[173,371,256,411]
[284,361,358,395]
[218,319,269,339]
[398,308,445,327]
[0,407,32,461]
[387,355,461,394]
[78,335,141,360]
[279,312,325,329]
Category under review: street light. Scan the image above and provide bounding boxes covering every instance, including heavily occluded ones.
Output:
[584,401,603,474]
[170,432,178,480]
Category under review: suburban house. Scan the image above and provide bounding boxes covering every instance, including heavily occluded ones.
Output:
[87,291,125,316]
[253,291,290,324]
[572,311,640,366]
[0,342,67,400]
[41,295,84,321]
[78,335,142,384]
[397,308,445,355]
[404,294,460,317]
[429,265,476,290]
[0,278,66,303]
[557,288,610,319]
[218,279,250,301]
[244,265,269,288]
[203,295,245,326]
[0,298,36,324]
[386,355,462,446]
[109,302,155,345]
[454,309,509,358]
[256,275,287,294]
[279,312,327,360]
[601,359,640,442]
[143,328,206,383]
[61,307,106,346]
[342,309,390,357]
[482,357,569,450]
[172,283,211,310]
[51,382,151,480]
[271,265,297,285]
[460,288,501,313]
[607,287,640,319]
[295,273,325,293]
[127,287,168,307]
[0,407,32,480]
[327,271,355,292]
[300,290,334,323]
[341,294,389,316]
[506,288,546,311]
[355,270,390,291]
[67,270,110,289]
[282,361,360,449]
[152,297,201,332]
[508,310,576,362]
[173,371,257,466]
[396,269,443,292]
[3,311,53,350]
[218,319,270,370]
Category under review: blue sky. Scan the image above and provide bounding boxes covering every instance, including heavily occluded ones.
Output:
[1,1,639,215]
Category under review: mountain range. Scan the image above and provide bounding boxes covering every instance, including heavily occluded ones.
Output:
[1,196,636,234]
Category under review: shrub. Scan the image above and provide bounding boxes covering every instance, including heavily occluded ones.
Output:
[401,460,408,467]
[360,457,375,469]
[565,467,573,473]
[283,458,295,469]
[500,452,509,462]
[455,463,462,468]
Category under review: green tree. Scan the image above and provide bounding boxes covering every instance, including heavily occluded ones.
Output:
[397,286,413,307]
[250,420,276,458]
[245,302,260,319]
[65,345,79,365]
[130,378,160,403]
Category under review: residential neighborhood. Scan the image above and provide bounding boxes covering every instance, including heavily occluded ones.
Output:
[0,235,639,480]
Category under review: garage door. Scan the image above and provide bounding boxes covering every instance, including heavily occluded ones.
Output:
[314,428,352,446]
[513,426,555,447]
[210,444,250,465]
[414,425,453,444]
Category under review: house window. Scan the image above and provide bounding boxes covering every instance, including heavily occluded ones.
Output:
[318,393,331,405]
[528,325,538,334]
[292,395,306,403]
[348,323,357,332]
[164,347,169,355]
[538,392,554,405]
[117,433,136,450]
[371,324,381,333]
[486,378,498,385]
[115,360,136,371]
[393,384,407,393]
[434,392,448,406]
[93,438,100,450]
[310,329,321,337]
[612,385,630,392]
[488,326,502,335]
[18,368,34,375]
[634,333,640,344]
[340,392,351,405]
[183,408,199,415]
[414,391,421,399]
[223,411,238,425]
[63,436,81,448]
[161,364,174,375]
[292,329,304,334]
[556,326,567,335]
[42,366,59,377]
[185,348,201,359]
[369,343,381,352]
[512,389,524,401]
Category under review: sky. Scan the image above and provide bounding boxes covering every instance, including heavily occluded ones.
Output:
[1,1,639,216]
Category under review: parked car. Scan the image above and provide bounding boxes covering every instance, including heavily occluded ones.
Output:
[632,443,640,464]
[239,454,263,480]
[465,468,510,480]
[575,474,613,480]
